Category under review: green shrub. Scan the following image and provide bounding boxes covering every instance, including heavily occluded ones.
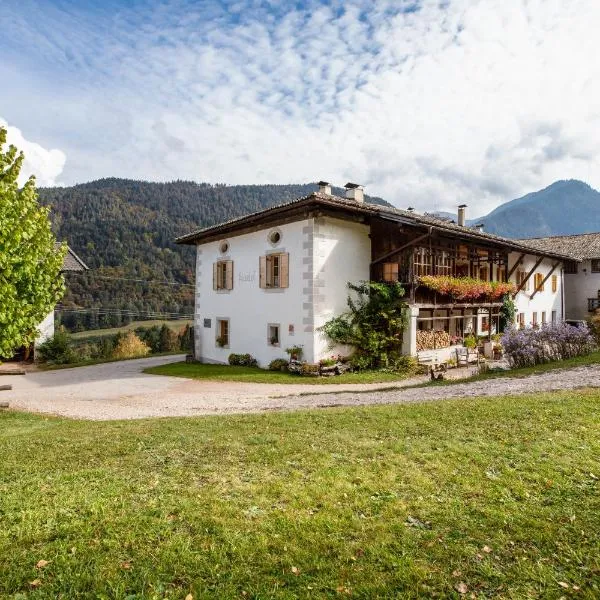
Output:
[228,353,258,367]
[36,329,77,364]
[320,282,408,371]
[159,324,179,352]
[178,324,194,352]
[269,358,289,371]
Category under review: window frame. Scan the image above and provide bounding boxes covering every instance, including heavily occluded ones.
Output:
[260,252,289,290]
[267,323,281,347]
[382,262,399,282]
[216,318,230,348]
[591,259,600,273]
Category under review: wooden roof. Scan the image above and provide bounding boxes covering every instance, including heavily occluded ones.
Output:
[176,191,576,261]
[55,243,89,272]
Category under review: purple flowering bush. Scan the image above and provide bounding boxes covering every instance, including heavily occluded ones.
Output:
[501,322,596,368]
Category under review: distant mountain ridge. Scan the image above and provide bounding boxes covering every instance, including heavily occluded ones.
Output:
[425,180,600,239]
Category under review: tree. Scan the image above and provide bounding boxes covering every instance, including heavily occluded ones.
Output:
[320,281,410,370]
[0,126,66,357]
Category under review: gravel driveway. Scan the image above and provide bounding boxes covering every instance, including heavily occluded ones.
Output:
[3,356,600,420]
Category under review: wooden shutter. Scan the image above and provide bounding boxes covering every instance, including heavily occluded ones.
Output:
[226,260,234,290]
[259,255,267,289]
[213,262,218,291]
[280,253,289,288]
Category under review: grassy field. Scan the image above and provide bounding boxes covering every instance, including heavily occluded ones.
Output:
[1,391,599,598]
[70,319,193,341]
[145,361,420,385]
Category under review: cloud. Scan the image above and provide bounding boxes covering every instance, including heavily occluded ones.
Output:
[0,118,67,187]
[1,0,599,214]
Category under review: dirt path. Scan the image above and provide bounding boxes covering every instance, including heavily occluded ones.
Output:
[3,356,600,420]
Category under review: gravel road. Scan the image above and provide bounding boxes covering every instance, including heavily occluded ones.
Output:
[3,356,600,420]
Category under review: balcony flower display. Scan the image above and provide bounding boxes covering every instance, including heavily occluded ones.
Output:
[418,275,516,301]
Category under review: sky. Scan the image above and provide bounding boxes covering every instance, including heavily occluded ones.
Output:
[1,0,599,216]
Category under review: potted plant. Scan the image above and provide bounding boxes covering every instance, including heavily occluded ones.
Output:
[216,336,227,348]
[270,336,279,347]
[285,345,303,361]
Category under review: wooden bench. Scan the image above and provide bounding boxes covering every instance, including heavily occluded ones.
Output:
[417,352,448,380]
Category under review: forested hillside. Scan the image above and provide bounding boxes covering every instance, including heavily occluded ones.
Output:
[40,179,387,331]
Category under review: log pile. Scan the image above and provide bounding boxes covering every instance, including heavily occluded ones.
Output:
[416,330,451,351]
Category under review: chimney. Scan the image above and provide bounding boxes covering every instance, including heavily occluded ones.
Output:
[407,207,414,212]
[457,204,467,227]
[474,223,485,232]
[317,180,332,195]
[345,182,364,203]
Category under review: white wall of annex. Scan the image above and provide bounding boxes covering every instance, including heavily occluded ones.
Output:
[509,253,564,325]
[194,220,311,367]
[35,311,55,347]
[564,261,600,320]
[312,217,371,361]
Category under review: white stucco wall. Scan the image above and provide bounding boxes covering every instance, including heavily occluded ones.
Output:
[194,219,311,367]
[193,216,372,367]
[312,217,371,360]
[35,311,55,348]
[509,253,564,326]
[563,260,600,320]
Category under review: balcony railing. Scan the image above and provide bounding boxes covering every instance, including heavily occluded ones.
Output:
[588,298,600,312]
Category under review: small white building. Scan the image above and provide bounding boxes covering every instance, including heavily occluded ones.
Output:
[177,183,573,367]
[521,233,600,321]
[35,245,88,350]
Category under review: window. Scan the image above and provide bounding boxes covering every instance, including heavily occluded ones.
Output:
[592,259,600,273]
[532,312,538,326]
[516,270,529,291]
[479,266,489,281]
[216,319,229,347]
[213,260,233,291]
[268,229,282,245]
[219,240,230,254]
[552,310,557,323]
[260,253,289,289]
[268,324,280,346]
[414,248,432,277]
[551,274,558,293]
[383,262,399,282]
[434,251,452,276]
[541,311,547,324]
[497,266,506,282]
[518,312,525,328]
[564,261,578,274]
[534,272,544,292]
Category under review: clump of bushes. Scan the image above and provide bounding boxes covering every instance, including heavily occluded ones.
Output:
[36,329,77,365]
[269,358,289,371]
[501,322,596,368]
[112,331,151,359]
[228,353,258,367]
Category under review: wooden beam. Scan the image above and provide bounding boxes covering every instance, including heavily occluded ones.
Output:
[371,231,431,265]
[506,253,525,280]
[513,256,544,298]
[529,261,560,300]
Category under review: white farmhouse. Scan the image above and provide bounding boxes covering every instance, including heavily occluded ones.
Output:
[520,233,600,321]
[177,183,574,366]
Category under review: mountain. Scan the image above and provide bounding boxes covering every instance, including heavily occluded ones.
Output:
[39,179,388,331]
[477,180,600,238]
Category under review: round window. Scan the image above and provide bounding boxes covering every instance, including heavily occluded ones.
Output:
[268,230,282,245]
[219,240,229,254]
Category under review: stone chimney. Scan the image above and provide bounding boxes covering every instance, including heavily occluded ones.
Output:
[407,207,414,212]
[458,204,467,227]
[317,180,332,195]
[474,223,484,232]
[345,182,364,203]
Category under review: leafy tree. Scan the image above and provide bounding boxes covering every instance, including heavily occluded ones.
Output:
[320,282,409,370]
[0,127,65,357]
[158,324,179,352]
[500,294,516,332]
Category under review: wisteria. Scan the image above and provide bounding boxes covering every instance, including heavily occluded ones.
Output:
[418,276,516,301]
[501,322,596,368]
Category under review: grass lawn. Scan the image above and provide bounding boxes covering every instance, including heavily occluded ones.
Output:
[144,362,420,385]
[70,319,193,341]
[1,391,599,598]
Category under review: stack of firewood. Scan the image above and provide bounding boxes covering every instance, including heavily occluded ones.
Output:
[416,330,451,351]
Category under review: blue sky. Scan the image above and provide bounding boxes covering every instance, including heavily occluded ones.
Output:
[2,0,599,214]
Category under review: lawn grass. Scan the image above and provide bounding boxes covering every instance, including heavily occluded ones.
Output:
[1,391,599,598]
[70,319,193,340]
[144,362,421,385]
